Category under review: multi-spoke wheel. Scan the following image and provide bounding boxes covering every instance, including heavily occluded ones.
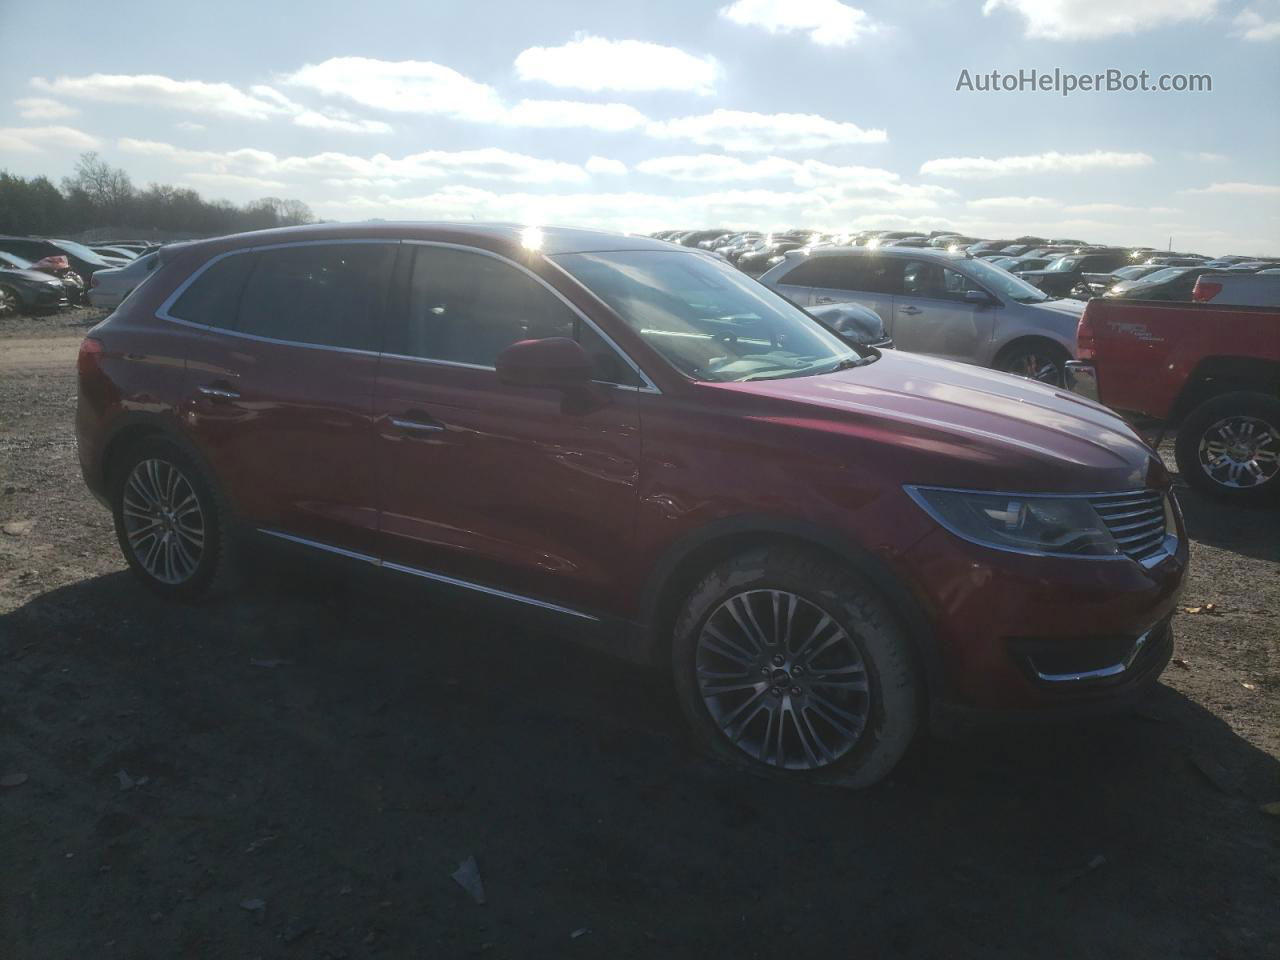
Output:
[673,547,919,788]
[0,285,20,317]
[1176,392,1280,504]
[697,590,870,770]
[121,459,206,584]
[996,341,1069,387]
[110,439,236,599]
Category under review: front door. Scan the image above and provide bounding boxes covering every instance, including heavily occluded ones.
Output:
[890,259,993,362]
[373,243,644,618]
[171,241,397,556]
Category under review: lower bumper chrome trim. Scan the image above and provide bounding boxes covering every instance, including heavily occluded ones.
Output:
[1033,627,1152,683]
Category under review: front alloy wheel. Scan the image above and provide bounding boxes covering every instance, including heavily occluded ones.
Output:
[696,589,871,770]
[121,459,206,584]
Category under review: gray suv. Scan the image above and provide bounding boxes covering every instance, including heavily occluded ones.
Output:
[759,247,1085,384]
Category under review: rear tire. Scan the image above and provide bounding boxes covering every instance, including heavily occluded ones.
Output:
[1174,392,1280,504]
[671,546,919,789]
[109,438,240,601]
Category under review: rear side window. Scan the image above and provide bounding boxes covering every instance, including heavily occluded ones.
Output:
[236,243,396,351]
[782,258,845,288]
[168,253,253,329]
[391,245,640,385]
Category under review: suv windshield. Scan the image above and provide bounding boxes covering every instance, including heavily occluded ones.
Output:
[556,249,859,382]
[957,256,1050,303]
[1047,257,1081,272]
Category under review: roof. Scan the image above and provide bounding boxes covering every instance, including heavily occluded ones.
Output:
[168,221,676,260]
[798,245,972,261]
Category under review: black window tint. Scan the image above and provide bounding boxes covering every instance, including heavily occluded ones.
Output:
[236,244,395,350]
[781,258,841,288]
[168,253,253,329]
[900,260,974,301]
[395,246,639,385]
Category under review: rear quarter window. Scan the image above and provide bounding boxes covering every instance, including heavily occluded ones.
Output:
[166,253,254,329]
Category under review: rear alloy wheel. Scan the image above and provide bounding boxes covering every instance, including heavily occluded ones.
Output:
[1175,392,1280,504]
[111,439,238,599]
[997,342,1069,387]
[672,547,918,788]
[0,285,19,317]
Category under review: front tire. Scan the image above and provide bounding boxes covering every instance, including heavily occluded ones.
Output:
[1174,392,1280,504]
[671,547,919,788]
[110,438,238,600]
[996,340,1070,387]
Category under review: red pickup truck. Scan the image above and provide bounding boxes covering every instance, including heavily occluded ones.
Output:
[1066,298,1280,503]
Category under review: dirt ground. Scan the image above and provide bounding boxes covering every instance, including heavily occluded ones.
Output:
[2,308,1277,959]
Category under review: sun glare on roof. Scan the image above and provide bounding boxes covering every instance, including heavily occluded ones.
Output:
[520,226,544,251]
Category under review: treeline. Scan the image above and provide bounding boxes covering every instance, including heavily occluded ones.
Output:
[0,152,314,238]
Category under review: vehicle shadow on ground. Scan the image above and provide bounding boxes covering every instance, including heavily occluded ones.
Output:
[3,568,1277,959]
[1173,482,1280,563]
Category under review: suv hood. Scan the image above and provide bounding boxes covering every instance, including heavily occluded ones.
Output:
[723,351,1165,493]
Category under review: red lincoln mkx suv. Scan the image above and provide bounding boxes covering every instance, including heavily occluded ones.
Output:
[76,223,1187,787]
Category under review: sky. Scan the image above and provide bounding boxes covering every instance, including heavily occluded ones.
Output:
[1,0,1278,254]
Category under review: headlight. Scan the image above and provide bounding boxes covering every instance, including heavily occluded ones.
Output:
[905,486,1119,557]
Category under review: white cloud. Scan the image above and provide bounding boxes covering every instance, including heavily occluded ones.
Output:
[0,125,101,153]
[635,154,800,182]
[504,99,649,132]
[116,138,590,185]
[920,150,1153,178]
[14,97,78,120]
[1184,181,1280,196]
[175,120,206,132]
[1190,151,1227,162]
[968,195,1059,209]
[649,109,886,152]
[284,57,505,122]
[33,73,290,119]
[293,109,393,134]
[186,172,288,192]
[718,0,876,46]
[981,0,1219,39]
[1234,7,1280,39]
[514,34,718,94]
[585,156,628,175]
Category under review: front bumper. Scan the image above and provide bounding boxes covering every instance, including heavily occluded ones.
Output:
[1064,360,1099,403]
[901,512,1187,714]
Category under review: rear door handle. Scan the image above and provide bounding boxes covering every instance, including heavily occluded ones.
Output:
[391,413,446,434]
[197,382,240,400]
[899,306,923,315]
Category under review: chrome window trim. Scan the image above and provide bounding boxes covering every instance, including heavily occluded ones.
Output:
[1032,627,1153,683]
[401,239,661,394]
[258,528,600,622]
[904,485,1179,565]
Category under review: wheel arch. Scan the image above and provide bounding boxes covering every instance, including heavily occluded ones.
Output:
[635,514,944,710]
[992,333,1073,368]
[1171,355,1280,424]
[97,414,213,495]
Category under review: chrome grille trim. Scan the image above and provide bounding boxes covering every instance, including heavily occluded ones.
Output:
[1089,490,1168,561]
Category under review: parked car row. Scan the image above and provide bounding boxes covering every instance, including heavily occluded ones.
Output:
[0,236,164,315]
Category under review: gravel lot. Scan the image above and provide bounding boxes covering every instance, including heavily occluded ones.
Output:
[2,308,1277,959]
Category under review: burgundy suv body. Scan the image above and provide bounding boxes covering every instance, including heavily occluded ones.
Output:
[77,223,1187,786]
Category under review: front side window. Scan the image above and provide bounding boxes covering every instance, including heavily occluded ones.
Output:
[236,243,395,351]
[389,245,639,385]
[555,249,857,383]
[899,260,976,301]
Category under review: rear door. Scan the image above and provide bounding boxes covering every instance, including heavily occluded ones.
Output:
[372,242,644,618]
[890,259,993,362]
[167,240,397,557]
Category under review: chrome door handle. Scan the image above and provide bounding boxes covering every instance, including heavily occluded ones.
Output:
[197,384,240,400]
[899,306,923,315]
[391,417,445,434]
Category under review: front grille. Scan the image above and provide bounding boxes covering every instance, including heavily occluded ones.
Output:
[1090,490,1167,561]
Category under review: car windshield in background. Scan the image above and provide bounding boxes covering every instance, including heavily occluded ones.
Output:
[0,251,35,269]
[1047,257,1081,272]
[1130,267,1189,286]
[555,249,857,382]
[50,239,113,266]
[961,256,1051,303]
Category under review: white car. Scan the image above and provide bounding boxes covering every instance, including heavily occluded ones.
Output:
[87,252,159,309]
[1192,272,1280,307]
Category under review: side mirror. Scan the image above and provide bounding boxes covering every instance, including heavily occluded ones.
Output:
[495,337,592,390]
[964,289,996,305]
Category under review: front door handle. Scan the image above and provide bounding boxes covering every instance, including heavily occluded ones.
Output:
[197,382,240,400]
[899,306,923,315]
[391,413,446,434]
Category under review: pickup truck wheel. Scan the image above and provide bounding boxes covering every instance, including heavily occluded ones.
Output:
[996,341,1069,387]
[1175,392,1280,503]
[671,546,919,789]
